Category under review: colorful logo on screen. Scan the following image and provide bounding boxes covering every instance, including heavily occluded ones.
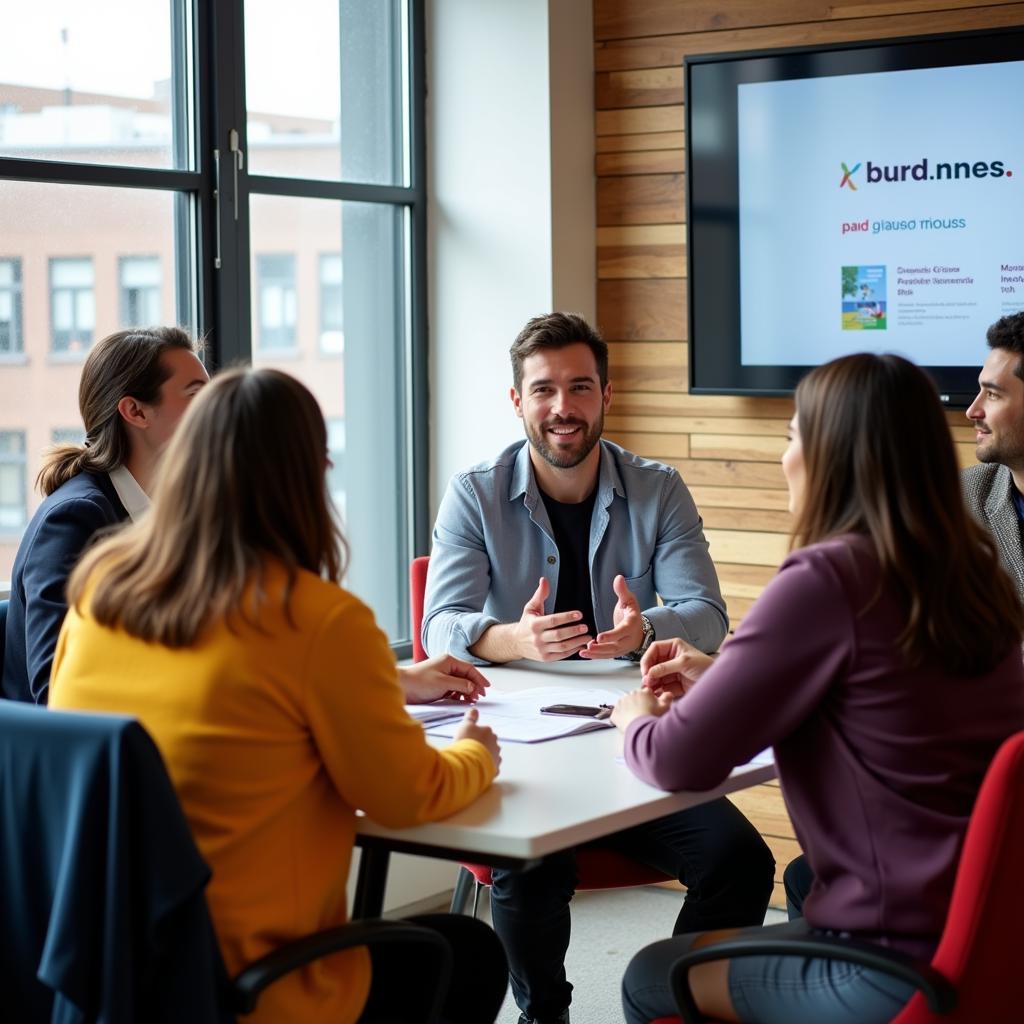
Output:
[839,162,861,190]
[840,158,1012,188]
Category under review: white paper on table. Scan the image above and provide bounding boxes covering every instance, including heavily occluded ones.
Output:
[425,686,625,743]
[404,704,467,728]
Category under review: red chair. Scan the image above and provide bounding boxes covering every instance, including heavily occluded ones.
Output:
[411,555,430,663]
[409,555,673,916]
[663,730,1024,1023]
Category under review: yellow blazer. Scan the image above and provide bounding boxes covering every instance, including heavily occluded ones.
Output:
[50,562,495,1024]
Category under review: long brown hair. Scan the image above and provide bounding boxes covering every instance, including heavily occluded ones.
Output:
[791,353,1023,673]
[37,326,200,496]
[68,367,347,646]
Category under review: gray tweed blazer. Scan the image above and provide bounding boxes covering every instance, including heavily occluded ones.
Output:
[962,462,1024,600]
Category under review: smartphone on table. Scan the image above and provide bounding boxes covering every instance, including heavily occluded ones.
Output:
[539,704,613,720]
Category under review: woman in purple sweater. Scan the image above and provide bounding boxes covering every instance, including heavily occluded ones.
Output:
[613,353,1024,1024]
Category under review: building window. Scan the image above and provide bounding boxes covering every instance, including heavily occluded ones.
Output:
[52,427,86,446]
[256,254,297,351]
[50,257,95,354]
[319,253,344,353]
[120,256,162,327]
[0,258,23,355]
[326,417,346,519]
[0,431,27,533]
[0,1,425,649]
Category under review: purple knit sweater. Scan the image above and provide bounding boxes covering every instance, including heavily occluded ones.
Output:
[624,535,1024,956]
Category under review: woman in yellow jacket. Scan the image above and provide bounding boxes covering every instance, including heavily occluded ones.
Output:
[50,366,507,1024]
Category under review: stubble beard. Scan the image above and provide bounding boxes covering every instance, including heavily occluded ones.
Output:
[527,413,604,470]
[976,427,1024,471]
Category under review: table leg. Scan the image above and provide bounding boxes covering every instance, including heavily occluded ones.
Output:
[353,846,391,918]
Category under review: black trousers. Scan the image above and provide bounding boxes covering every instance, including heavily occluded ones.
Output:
[489,796,775,1022]
[358,913,508,1024]
[783,852,815,919]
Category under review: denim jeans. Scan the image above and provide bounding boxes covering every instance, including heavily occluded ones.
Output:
[621,918,915,1024]
[489,796,774,1022]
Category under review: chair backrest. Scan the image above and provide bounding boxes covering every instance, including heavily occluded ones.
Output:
[0,702,231,1023]
[0,597,8,679]
[410,555,430,663]
[893,729,1024,1023]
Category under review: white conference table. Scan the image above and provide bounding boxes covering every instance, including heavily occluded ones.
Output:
[353,659,775,917]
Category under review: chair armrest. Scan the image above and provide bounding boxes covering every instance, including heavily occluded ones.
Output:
[232,917,453,1017]
[668,933,956,1023]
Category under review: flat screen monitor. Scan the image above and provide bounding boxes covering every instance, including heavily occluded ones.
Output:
[686,27,1024,404]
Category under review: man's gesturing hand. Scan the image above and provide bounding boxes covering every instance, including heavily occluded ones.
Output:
[514,576,592,661]
[580,574,643,659]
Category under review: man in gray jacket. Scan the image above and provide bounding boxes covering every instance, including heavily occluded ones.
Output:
[423,313,772,1024]
[963,311,1024,600]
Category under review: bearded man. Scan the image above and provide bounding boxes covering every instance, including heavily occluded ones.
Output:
[963,311,1024,599]
[422,312,772,1024]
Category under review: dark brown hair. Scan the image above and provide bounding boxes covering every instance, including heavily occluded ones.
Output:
[37,326,200,496]
[986,311,1024,381]
[68,367,347,646]
[791,353,1023,673]
[510,312,608,392]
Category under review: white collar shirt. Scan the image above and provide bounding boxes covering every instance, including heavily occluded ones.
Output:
[108,464,150,522]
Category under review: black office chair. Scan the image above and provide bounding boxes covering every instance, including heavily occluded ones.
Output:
[0,701,452,1023]
[0,596,8,678]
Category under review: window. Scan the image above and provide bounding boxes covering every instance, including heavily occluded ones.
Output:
[0,432,27,533]
[0,258,22,355]
[256,254,297,352]
[0,1,425,650]
[120,256,162,327]
[50,258,96,354]
[326,417,346,519]
[52,428,86,446]
[319,253,344,353]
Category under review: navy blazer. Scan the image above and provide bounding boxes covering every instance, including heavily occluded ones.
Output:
[3,471,128,704]
[0,702,232,1023]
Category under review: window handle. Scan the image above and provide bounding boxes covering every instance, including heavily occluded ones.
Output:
[213,148,222,270]
[229,129,245,221]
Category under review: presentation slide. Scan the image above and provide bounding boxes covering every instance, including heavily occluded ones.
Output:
[738,61,1024,367]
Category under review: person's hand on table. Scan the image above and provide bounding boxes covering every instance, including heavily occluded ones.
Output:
[640,637,714,698]
[453,707,501,773]
[398,654,490,704]
[579,574,643,659]
[514,577,592,661]
[610,688,672,732]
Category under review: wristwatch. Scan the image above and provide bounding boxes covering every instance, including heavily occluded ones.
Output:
[628,614,655,661]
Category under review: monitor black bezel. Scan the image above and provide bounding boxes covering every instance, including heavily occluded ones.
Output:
[685,25,1024,406]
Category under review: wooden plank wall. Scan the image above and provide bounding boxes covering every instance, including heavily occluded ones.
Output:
[592,0,1023,907]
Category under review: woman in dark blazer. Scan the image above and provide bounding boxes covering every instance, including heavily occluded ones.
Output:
[2,327,207,703]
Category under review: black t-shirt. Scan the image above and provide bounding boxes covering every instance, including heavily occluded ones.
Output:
[539,487,598,644]
[1011,485,1024,551]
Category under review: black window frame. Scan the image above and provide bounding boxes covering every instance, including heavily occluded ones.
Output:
[0,0,429,653]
